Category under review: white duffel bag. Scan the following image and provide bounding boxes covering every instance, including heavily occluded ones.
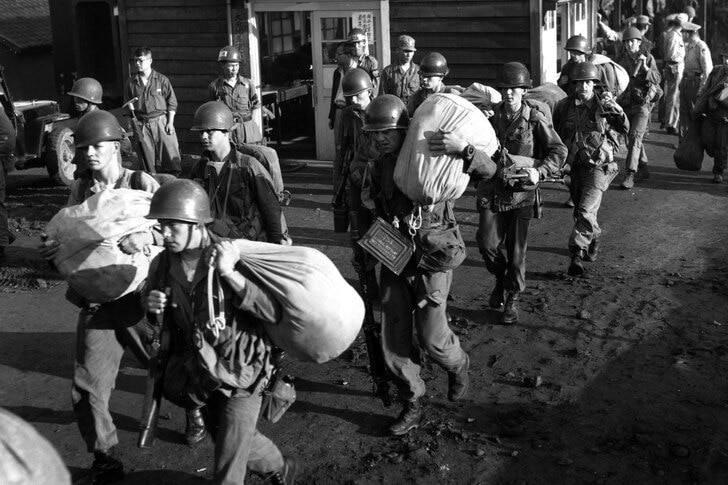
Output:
[45,188,161,303]
[232,239,364,364]
[395,93,499,207]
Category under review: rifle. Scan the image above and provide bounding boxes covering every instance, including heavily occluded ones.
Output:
[331,144,353,233]
[138,254,171,448]
[123,96,152,173]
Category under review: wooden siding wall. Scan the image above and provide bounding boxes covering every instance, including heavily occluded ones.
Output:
[119,0,230,153]
[389,0,533,88]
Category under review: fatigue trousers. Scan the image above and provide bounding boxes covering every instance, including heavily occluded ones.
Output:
[136,116,181,176]
[663,63,683,131]
[380,266,468,402]
[624,103,652,172]
[71,293,151,453]
[476,204,532,294]
[0,158,8,246]
[679,77,702,140]
[205,390,284,485]
[568,165,618,254]
[332,108,345,189]
[231,120,263,146]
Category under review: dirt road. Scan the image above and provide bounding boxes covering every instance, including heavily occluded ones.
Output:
[1,121,727,485]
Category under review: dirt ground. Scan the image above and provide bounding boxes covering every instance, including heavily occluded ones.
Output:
[1,120,728,485]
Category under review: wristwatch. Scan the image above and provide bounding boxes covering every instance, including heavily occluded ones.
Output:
[461,144,476,161]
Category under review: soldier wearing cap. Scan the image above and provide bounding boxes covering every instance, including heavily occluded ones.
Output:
[379,35,420,106]
[208,45,263,145]
[347,28,380,94]
[329,42,359,187]
[679,22,712,140]
[694,47,728,183]
[662,13,687,135]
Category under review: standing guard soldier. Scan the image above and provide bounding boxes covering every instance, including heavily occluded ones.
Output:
[474,63,566,323]
[379,35,420,106]
[125,46,182,176]
[616,27,661,189]
[209,45,263,146]
[347,28,380,94]
[143,179,297,485]
[38,110,161,485]
[553,63,629,276]
[679,22,712,140]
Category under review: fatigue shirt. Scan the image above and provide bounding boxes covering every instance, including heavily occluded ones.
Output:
[617,52,662,107]
[379,62,420,105]
[357,54,380,93]
[189,146,283,243]
[208,76,260,122]
[663,30,685,64]
[68,168,159,206]
[553,95,629,167]
[146,248,280,395]
[683,39,713,81]
[695,66,728,118]
[126,69,178,119]
[478,102,567,212]
[341,106,376,192]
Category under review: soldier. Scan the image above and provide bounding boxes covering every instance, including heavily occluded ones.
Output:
[143,179,297,485]
[471,63,566,323]
[0,105,15,266]
[600,14,654,56]
[363,95,494,435]
[553,63,629,276]
[558,35,627,97]
[208,45,263,146]
[67,77,104,179]
[38,110,161,485]
[662,14,686,135]
[187,101,287,245]
[379,35,420,106]
[694,49,728,183]
[679,22,712,140]
[406,52,455,116]
[616,27,661,189]
[347,28,380,93]
[125,46,182,176]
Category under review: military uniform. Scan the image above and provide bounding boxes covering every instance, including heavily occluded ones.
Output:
[189,145,284,243]
[125,69,182,175]
[679,37,712,138]
[662,28,685,132]
[695,65,728,179]
[478,102,566,295]
[357,54,380,94]
[208,75,262,145]
[379,62,420,105]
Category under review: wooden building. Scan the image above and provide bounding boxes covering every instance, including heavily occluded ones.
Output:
[49,0,602,160]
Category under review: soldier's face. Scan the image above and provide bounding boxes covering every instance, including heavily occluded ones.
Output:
[373,130,405,155]
[568,51,586,62]
[420,74,443,91]
[160,221,202,253]
[355,40,366,56]
[83,141,119,171]
[398,48,414,64]
[575,80,595,101]
[347,90,371,111]
[134,56,152,73]
[223,62,239,79]
[199,129,229,152]
[74,97,90,113]
[500,87,526,110]
[625,39,642,54]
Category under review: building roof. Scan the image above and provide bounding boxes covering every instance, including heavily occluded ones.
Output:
[0,0,52,52]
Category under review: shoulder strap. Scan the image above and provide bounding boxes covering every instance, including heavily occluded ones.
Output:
[130,170,145,190]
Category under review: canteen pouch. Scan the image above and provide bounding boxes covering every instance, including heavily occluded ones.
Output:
[260,373,296,423]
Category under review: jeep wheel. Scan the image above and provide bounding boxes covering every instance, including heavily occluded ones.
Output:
[45,126,75,186]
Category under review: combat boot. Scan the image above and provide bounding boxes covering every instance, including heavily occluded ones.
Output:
[584,238,599,262]
[389,400,423,436]
[501,292,520,325]
[488,279,505,308]
[85,449,124,485]
[620,171,635,189]
[266,456,298,485]
[635,164,650,182]
[447,354,470,401]
[568,250,586,277]
[185,408,207,446]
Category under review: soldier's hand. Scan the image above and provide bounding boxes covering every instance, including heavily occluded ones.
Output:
[118,231,152,254]
[165,121,175,135]
[146,289,167,314]
[522,167,540,185]
[212,240,240,276]
[38,234,60,261]
[428,130,468,155]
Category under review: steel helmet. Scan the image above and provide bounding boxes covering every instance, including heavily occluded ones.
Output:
[190,101,234,131]
[342,68,373,97]
[218,45,241,62]
[622,26,643,42]
[565,35,589,55]
[569,62,600,82]
[347,28,367,43]
[147,179,214,224]
[73,110,125,148]
[495,62,532,89]
[363,94,409,132]
[68,77,103,104]
[420,52,449,77]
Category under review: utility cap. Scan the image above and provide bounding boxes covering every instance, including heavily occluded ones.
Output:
[397,35,416,51]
